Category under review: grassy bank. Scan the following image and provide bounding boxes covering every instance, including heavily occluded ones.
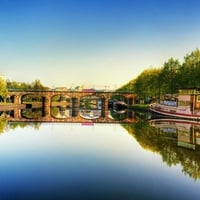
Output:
[130,104,150,111]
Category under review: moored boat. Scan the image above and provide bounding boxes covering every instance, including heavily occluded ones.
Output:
[150,89,200,120]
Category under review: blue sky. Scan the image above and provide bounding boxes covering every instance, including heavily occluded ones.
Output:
[0,0,200,89]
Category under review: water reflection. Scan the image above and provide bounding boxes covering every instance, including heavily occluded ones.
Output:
[150,118,200,150]
[122,117,200,180]
[1,110,200,199]
[51,107,72,118]
[1,108,200,181]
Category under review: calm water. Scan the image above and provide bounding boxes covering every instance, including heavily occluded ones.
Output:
[0,120,200,200]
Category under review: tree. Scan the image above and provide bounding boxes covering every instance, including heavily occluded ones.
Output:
[179,48,200,88]
[0,116,7,133]
[133,68,162,102]
[160,58,180,94]
[0,76,7,101]
[7,79,49,91]
[31,79,49,90]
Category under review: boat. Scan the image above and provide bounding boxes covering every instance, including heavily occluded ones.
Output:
[150,89,200,120]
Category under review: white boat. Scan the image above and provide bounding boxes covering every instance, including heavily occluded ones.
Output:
[150,89,200,120]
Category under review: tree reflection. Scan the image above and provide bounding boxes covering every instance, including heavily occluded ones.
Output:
[0,115,7,134]
[122,120,200,180]
[0,120,41,134]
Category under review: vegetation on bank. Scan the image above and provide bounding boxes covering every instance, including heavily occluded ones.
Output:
[117,48,200,102]
[130,104,150,110]
[6,79,49,91]
[0,77,7,100]
[0,78,49,102]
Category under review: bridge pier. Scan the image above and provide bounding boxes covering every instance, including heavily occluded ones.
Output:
[43,96,51,117]
[127,97,133,107]
[71,97,80,117]
[14,95,21,104]
[13,107,21,119]
[101,97,109,119]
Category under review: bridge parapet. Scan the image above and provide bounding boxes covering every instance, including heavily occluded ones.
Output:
[7,91,136,104]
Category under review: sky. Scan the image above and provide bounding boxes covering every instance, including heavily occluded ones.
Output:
[0,0,200,89]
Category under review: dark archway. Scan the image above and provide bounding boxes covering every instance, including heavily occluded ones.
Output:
[51,94,72,119]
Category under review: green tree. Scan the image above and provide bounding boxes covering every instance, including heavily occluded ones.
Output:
[31,79,49,90]
[133,68,161,102]
[160,58,180,94]
[117,79,135,92]
[117,48,200,101]
[0,116,7,133]
[6,81,20,90]
[179,48,200,88]
[0,76,7,101]
[7,79,49,91]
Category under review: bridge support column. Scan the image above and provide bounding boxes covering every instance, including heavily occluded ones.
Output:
[72,97,80,117]
[13,107,21,119]
[102,97,109,119]
[43,96,51,117]
[127,97,133,107]
[14,95,21,104]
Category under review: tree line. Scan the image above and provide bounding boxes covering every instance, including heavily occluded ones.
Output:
[0,78,49,101]
[117,48,200,102]
[6,79,49,91]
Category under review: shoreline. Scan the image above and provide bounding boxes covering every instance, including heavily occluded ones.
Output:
[131,104,150,111]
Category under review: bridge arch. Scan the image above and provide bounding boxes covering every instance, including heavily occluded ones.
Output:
[21,94,44,103]
[79,94,103,120]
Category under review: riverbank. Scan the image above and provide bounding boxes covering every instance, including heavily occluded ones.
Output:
[131,104,150,111]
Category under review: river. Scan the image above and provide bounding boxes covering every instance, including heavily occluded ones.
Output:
[0,109,200,199]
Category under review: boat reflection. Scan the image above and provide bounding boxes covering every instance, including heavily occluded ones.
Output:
[149,118,200,150]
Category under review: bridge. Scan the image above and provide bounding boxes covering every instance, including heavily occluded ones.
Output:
[3,90,137,123]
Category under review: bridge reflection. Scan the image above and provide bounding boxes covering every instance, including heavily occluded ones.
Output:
[1,107,136,123]
[1,91,136,123]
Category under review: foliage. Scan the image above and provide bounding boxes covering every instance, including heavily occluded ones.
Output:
[178,48,200,89]
[0,115,7,133]
[0,76,7,101]
[160,58,180,94]
[6,122,41,132]
[7,79,49,91]
[118,48,200,101]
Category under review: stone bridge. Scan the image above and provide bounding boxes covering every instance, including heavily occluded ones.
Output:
[5,90,137,123]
